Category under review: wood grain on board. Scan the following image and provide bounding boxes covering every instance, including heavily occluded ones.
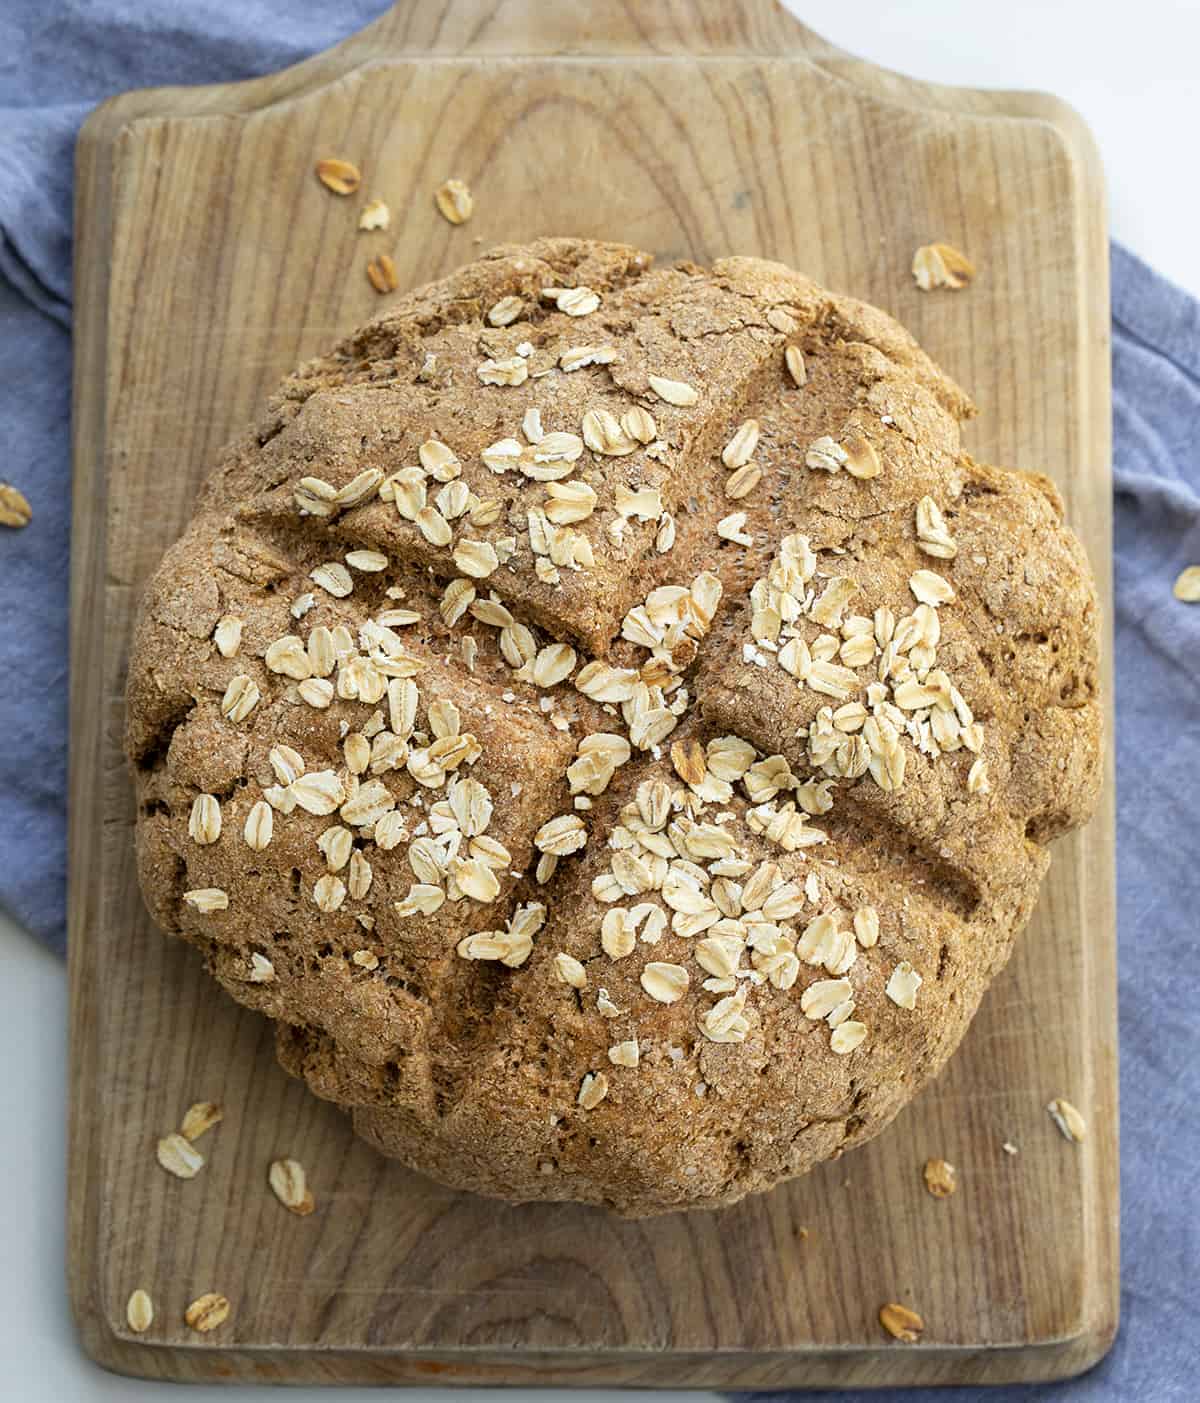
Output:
[68,0,1117,1387]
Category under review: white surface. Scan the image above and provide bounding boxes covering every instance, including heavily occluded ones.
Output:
[803,0,1200,301]
[3,2,1197,1396]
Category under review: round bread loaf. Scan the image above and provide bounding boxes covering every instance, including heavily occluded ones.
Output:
[126,238,1101,1215]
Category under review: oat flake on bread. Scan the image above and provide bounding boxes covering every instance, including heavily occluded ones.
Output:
[125,237,1101,1215]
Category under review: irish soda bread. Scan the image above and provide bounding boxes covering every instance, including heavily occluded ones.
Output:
[126,239,1101,1215]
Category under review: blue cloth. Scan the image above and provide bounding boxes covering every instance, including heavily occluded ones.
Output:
[0,0,390,952]
[0,7,1196,1399]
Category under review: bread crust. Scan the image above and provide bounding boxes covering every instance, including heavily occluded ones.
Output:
[126,239,1101,1215]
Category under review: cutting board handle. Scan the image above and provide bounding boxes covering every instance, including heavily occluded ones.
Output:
[356,0,820,56]
[208,2,1062,133]
[116,0,845,125]
[84,0,1076,143]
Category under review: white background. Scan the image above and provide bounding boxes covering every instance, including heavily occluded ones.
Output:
[2,2,1196,1398]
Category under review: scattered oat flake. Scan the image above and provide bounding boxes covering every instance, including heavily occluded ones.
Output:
[578,1071,610,1109]
[724,462,761,499]
[248,952,275,983]
[830,1020,867,1054]
[582,407,637,457]
[641,961,689,1004]
[913,242,974,291]
[220,673,259,722]
[554,951,587,989]
[1047,1097,1086,1143]
[434,178,473,224]
[879,1302,924,1343]
[560,343,617,372]
[126,1288,154,1333]
[1002,1140,1019,1156]
[623,405,656,443]
[243,801,274,851]
[841,432,882,479]
[156,1132,204,1179]
[294,477,336,517]
[269,1158,316,1215]
[315,158,360,195]
[885,960,922,1009]
[311,560,354,597]
[853,906,880,948]
[453,538,500,578]
[336,467,384,508]
[545,285,600,316]
[784,344,807,387]
[212,615,242,657]
[722,419,759,468]
[909,568,955,606]
[0,482,32,527]
[717,511,752,545]
[487,294,524,326]
[188,794,221,845]
[1173,566,1200,601]
[670,738,707,787]
[346,548,388,572]
[183,888,228,914]
[366,253,398,294]
[358,197,390,231]
[180,1101,223,1142]
[806,435,847,473]
[922,1158,957,1198]
[184,1292,231,1333]
[916,495,957,559]
[312,873,346,912]
[534,813,587,856]
[647,373,699,406]
[478,356,528,387]
[544,479,597,525]
[615,484,663,520]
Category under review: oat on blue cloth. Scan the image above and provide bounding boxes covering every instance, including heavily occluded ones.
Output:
[1,5,1197,1398]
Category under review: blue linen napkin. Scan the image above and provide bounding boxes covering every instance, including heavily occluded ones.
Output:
[0,0,390,950]
[1,6,1197,1398]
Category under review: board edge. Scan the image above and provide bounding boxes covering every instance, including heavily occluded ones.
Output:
[66,47,1119,1393]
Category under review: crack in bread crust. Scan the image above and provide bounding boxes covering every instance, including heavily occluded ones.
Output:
[126,238,1101,1215]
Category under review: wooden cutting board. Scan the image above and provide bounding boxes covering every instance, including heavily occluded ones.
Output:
[67,0,1117,1387]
